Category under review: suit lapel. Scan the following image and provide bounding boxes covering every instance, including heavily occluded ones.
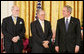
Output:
[16,17,19,26]
[67,17,73,32]
[63,16,73,33]
[10,16,15,26]
[44,20,46,34]
[9,16,15,35]
[10,16,19,26]
[36,20,44,34]
[62,18,66,33]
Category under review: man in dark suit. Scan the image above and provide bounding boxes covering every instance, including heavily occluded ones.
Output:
[55,5,81,53]
[2,6,25,53]
[30,9,52,53]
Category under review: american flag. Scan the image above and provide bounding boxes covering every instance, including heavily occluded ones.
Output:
[35,1,42,20]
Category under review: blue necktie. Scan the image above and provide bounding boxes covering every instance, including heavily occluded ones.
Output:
[66,19,68,32]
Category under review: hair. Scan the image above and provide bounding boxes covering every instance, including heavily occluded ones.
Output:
[37,9,44,15]
[11,6,15,11]
[64,5,72,14]
[11,5,18,11]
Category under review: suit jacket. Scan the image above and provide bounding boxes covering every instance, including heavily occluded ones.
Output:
[55,16,81,52]
[2,16,25,53]
[30,19,52,53]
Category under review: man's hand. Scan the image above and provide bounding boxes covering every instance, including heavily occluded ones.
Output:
[75,45,79,53]
[43,41,49,44]
[12,37,18,43]
[43,42,49,48]
[52,30,56,40]
[81,30,83,40]
[42,41,49,48]
[55,46,59,53]
[1,32,3,39]
[12,36,20,43]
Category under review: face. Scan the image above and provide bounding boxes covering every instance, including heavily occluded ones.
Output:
[62,7,70,17]
[38,11,45,21]
[12,6,19,17]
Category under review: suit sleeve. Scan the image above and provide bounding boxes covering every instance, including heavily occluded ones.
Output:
[75,19,81,46]
[31,22,43,46]
[47,22,52,41]
[2,19,13,40]
[18,19,25,39]
[55,20,60,46]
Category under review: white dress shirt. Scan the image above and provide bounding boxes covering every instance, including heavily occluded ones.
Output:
[38,19,44,31]
[38,19,44,26]
[65,16,71,24]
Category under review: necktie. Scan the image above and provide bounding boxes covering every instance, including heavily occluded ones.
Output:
[66,19,68,31]
[14,17,16,24]
[42,22,44,32]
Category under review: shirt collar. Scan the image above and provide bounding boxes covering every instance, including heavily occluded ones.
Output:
[38,18,44,23]
[65,15,71,23]
[12,15,17,21]
[65,15,71,20]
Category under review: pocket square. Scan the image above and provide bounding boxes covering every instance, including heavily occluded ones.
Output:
[20,21,22,24]
[71,21,73,24]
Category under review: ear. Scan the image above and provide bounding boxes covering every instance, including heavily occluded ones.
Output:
[68,11,71,14]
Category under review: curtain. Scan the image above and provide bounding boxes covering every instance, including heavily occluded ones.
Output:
[15,1,83,39]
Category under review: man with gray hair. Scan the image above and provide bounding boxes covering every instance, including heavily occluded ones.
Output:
[2,5,25,53]
[55,5,81,53]
[31,9,52,53]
